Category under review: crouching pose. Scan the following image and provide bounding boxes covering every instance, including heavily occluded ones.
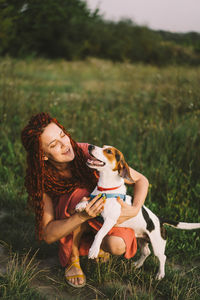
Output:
[21,113,149,288]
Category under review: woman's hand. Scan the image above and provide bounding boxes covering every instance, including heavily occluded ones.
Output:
[78,194,106,221]
[116,171,149,225]
[116,197,139,225]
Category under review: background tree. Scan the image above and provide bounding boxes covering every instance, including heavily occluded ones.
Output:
[0,0,99,58]
[0,0,200,65]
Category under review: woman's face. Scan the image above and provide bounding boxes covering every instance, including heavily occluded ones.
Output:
[40,122,75,164]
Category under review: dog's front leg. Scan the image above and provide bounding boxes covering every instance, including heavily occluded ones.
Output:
[88,218,116,259]
[75,200,89,212]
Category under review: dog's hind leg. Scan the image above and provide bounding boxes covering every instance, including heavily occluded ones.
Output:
[148,230,167,280]
[133,238,151,269]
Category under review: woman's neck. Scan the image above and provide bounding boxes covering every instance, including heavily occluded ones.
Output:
[48,159,72,178]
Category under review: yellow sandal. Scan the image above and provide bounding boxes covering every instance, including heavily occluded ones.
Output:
[65,259,86,288]
[95,249,110,263]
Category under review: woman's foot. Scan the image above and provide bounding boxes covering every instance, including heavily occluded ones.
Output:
[65,259,86,288]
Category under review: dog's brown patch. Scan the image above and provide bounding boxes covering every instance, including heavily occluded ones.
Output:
[103,147,126,172]
[103,146,134,182]
[103,147,116,164]
[113,149,127,173]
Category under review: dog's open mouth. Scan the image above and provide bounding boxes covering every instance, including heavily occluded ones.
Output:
[87,155,105,167]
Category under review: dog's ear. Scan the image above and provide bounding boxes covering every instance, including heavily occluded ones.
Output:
[114,151,134,183]
[118,161,134,183]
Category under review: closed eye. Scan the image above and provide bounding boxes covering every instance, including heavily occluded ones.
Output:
[50,142,57,148]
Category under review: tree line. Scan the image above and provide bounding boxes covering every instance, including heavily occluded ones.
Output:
[0,0,200,65]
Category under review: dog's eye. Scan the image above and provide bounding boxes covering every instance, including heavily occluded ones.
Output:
[106,149,112,154]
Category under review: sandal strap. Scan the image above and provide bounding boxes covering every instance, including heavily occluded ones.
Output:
[65,259,81,272]
[65,260,85,281]
[98,249,106,257]
[65,274,85,280]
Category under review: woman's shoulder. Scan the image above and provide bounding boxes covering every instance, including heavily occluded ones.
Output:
[43,192,53,205]
[42,193,55,216]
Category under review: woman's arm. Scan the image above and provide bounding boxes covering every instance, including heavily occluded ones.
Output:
[117,166,149,224]
[42,193,104,244]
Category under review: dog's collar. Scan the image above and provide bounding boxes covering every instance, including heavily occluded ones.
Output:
[97,185,121,191]
[90,193,126,201]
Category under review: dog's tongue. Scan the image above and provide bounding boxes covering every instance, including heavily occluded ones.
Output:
[87,158,104,166]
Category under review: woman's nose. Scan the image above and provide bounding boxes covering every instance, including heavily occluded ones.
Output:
[60,140,65,147]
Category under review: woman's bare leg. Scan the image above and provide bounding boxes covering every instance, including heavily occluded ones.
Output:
[101,235,126,255]
[65,223,88,286]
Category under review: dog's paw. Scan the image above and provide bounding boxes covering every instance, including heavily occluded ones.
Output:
[75,201,88,212]
[88,245,100,259]
[133,260,144,269]
[155,272,165,280]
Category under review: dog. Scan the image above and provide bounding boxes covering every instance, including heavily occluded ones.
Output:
[76,144,200,280]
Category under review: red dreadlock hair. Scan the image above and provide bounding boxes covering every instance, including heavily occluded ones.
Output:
[21,112,97,240]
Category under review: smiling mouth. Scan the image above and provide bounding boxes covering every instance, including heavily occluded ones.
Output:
[62,148,70,155]
[87,153,105,167]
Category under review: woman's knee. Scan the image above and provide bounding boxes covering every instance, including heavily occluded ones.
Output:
[102,236,126,255]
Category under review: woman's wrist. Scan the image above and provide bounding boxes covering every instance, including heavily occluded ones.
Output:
[76,211,91,222]
[131,203,141,217]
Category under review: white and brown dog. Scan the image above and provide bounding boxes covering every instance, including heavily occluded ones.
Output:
[76,144,200,280]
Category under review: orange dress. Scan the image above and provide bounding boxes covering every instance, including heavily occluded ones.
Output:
[55,143,137,267]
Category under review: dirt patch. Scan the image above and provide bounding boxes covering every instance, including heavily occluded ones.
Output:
[0,242,77,300]
[32,279,78,300]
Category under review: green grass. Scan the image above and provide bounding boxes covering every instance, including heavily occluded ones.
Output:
[0,56,200,299]
[0,249,46,300]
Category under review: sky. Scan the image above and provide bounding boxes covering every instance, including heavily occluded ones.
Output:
[86,0,200,33]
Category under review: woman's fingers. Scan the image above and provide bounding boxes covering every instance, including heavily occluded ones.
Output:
[116,196,124,206]
[85,194,106,217]
[90,200,105,214]
[88,194,104,207]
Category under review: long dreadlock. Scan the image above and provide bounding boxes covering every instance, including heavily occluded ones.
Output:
[21,112,97,240]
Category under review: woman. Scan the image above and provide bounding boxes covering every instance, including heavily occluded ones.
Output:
[21,112,149,288]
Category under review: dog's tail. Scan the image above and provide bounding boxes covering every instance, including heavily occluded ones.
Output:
[160,219,200,230]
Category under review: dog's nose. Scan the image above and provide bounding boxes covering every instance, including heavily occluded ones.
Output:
[88,144,95,152]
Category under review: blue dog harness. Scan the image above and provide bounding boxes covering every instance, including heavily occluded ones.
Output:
[89,193,126,223]
[89,193,126,201]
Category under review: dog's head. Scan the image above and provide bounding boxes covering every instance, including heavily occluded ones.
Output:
[87,144,134,182]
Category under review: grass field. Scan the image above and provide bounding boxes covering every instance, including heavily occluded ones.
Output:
[0,56,200,299]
